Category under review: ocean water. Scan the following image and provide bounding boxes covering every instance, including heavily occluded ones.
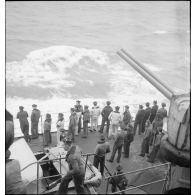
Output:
[6,1,190,136]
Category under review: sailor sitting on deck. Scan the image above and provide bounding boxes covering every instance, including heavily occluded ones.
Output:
[57,138,85,195]
[109,165,128,194]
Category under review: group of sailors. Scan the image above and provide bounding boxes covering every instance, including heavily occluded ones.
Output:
[9,99,167,194]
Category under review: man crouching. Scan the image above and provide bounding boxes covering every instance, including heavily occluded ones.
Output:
[57,137,85,194]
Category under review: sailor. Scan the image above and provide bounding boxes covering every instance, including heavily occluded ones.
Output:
[109,165,128,194]
[16,106,31,142]
[56,113,65,146]
[147,127,164,163]
[57,139,85,194]
[122,105,132,128]
[157,102,167,120]
[141,102,152,133]
[43,113,52,146]
[139,120,153,157]
[68,108,77,143]
[74,100,83,135]
[123,123,134,158]
[108,106,122,139]
[133,105,145,135]
[6,110,27,194]
[149,112,163,146]
[90,101,101,132]
[82,105,90,138]
[149,100,159,123]
[93,134,110,176]
[107,128,125,163]
[30,104,41,139]
[99,101,113,134]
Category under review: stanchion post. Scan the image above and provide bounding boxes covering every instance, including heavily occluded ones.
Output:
[106,178,109,194]
[37,161,39,194]
[59,154,62,175]
[85,154,89,173]
[41,114,44,151]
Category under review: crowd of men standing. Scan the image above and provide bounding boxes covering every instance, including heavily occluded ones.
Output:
[8,99,168,194]
[15,100,167,145]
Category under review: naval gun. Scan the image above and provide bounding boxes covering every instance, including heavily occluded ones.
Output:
[117,49,190,193]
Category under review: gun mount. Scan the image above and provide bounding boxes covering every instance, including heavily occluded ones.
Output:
[117,49,190,193]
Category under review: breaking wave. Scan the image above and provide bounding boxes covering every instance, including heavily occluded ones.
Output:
[6,45,165,101]
[6,45,169,136]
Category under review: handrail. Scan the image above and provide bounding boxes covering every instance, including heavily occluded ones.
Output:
[21,152,96,194]
[110,178,166,194]
[117,51,172,100]
[21,153,95,172]
[21,151,170,194]
[120,49,174,95]
[104,162,170,179]
[104,162,170,194]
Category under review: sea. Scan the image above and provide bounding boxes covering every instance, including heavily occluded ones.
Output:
[6,1,190,137]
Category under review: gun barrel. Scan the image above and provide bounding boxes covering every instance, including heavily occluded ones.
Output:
[120,49,175,95]
[117,51,173,100]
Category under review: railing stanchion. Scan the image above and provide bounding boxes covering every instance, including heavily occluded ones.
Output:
[106,178,109,194]
[41,115,44,151]
[37,161,39,195]
[59,154,62,175]
[85,154,89,173]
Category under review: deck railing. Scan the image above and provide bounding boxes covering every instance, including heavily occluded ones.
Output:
[21,149,170,195]
[104,162,171,194]
[21,152,96,194]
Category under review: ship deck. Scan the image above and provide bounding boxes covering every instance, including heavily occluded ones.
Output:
[14,128,167,194]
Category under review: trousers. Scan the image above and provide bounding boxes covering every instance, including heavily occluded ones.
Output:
[123,141,131,158]
[133,121,142,135]
[68,127,75,142]
[140,137,150,155]
[57,173,85,194]
[31,122,39,139]
[109,145,123,163]
[21,123,30,142]
[100,118,110,134]
[91,117,98,131]
[148,145,160,162]
[108,124,119,138]
[93,155,105,176]
[78,117,82,133]
[83,121,89,137]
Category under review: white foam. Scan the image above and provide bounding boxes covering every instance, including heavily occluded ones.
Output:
[6,46,110,90]
[153,30,168,34]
